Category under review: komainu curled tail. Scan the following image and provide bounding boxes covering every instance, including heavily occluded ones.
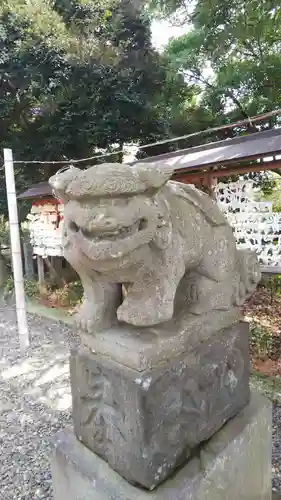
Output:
[233,250,261,306]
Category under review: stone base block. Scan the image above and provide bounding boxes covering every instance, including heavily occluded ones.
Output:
[52,392,272,500]
[81,308,241,371]
[70,321,250,489]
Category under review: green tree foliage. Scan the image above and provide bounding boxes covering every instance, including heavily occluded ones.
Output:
[148,0,281,192]
[0,0,187,215]
[141,0,281,203]
[154,0,281,130]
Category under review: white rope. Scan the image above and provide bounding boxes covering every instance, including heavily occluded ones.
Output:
[7,108,281,166]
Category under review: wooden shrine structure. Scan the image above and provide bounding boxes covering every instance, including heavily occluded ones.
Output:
[134,128,281,197]
[18,128,281,279]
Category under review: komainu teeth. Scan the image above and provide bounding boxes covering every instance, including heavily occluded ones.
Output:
[81,221,141,241]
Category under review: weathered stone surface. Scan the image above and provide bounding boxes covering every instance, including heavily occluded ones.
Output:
[49,163,260,332]
[70,321,250,489]
[81,308,240,371]
[52,392,272,500]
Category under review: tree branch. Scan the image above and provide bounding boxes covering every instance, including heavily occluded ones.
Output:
[184,68,255,126]
[240,40,260,60]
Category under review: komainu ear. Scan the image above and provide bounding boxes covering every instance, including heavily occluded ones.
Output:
[132,162,174,190]
[49,166,81,202]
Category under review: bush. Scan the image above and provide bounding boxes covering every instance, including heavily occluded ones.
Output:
[0,216,9,247]
[261,274,281,296]
[3,274,84,310]
[3,276,39,300]
[249,323,273,358]
[47,280,84,309]
[24,279,40,299]
[68,280,84,301]
[4,276,14,298]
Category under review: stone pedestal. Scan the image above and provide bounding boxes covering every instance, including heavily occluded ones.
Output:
[70,318,250,489]
[52,392,272,500]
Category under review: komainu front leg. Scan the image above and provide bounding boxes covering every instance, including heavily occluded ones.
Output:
[117,278,174,326]
[117,263,185,326]
[76,276,122,333]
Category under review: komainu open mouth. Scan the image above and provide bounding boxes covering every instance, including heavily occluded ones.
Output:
[68,218,148,242]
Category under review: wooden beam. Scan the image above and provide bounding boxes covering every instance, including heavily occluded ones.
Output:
[173,173,204,184]
[173,159,281,182]
[213,160,281,178]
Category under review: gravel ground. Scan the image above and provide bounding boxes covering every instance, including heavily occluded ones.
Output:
[273,403,281,492]
[0,305,280,498]
[0,306,78,500]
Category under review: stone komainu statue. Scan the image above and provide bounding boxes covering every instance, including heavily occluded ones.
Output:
[49,163,260,331]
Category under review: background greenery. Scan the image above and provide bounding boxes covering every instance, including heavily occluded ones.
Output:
[1,0,281,216]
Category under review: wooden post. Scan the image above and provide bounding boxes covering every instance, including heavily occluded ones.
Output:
[45,257,66,287]
[209,175,217,200]
[37,255,45,292]
[3,148,29,351]
[201,173,217,199]
[23,241,34,279]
